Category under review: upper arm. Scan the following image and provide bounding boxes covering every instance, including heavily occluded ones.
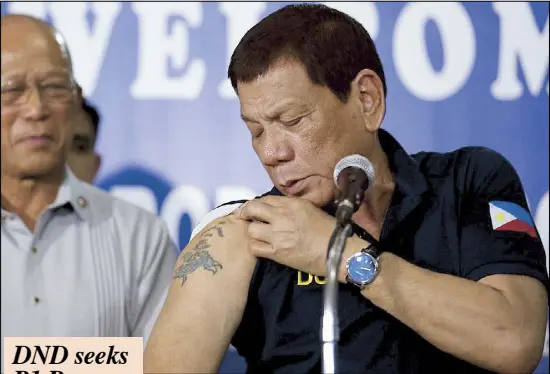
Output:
[479,273,548,371]
[479,274,547,329]
[457,149,548,351]
[144,212,256,373]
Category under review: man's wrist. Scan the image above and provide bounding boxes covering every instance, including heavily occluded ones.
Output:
[338,238,398,304]
[359,251,400,306]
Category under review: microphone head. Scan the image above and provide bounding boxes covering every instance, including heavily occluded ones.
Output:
[333,154,375,188]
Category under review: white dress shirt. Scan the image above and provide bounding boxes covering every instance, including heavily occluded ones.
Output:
[1,169,178,368]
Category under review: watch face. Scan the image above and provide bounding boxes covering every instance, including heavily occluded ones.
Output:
[347,252,378,285]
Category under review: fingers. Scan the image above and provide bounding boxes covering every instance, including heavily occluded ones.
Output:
[247,221,273,243]
[247,238,273,258]
[235,195,299,220]
[257,195,287,207]
[235,200,278,223]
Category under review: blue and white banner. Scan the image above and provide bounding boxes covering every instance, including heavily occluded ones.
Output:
[2,2,548,372]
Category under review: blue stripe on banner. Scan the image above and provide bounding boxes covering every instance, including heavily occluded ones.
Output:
[490,200,534,226]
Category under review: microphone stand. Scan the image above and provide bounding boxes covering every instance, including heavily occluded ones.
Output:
[321,216,353,374]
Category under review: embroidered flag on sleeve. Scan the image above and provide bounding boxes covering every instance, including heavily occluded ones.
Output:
[489,200,537,238]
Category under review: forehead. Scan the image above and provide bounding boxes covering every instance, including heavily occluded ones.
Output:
[237,60,323,118]
[1,19,70,78]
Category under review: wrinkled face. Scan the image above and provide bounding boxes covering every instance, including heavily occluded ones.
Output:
[237,60,381,208]
[1,25,77,179]
[67,109,100,184]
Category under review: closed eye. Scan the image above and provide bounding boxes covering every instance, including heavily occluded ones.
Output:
[250,128,264,139]
[2,86,25,93]
[43,83,68,89]
[282,116,303,127]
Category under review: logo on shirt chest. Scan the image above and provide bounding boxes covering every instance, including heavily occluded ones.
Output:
[297,271,327,286]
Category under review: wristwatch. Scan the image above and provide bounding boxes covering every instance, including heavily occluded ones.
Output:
[345,245,380,289]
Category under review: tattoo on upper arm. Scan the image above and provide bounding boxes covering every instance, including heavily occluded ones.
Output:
[202,220,226,238]
[173,221,226,286]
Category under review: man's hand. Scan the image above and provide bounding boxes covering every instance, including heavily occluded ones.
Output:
[235,195,337,276]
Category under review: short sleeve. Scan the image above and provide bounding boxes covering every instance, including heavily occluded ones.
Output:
[457,148,548,289]
[130,217,178,344]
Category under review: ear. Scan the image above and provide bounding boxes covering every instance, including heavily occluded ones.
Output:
[351,69,385,132]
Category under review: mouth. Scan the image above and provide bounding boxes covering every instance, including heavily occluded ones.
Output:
[18,135,54,147]
[280,177,310,195]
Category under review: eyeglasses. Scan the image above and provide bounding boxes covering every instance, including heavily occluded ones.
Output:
[1,78,75,107]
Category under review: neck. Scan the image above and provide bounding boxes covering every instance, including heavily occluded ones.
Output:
[1,168,65,230]
[352,136,395,237]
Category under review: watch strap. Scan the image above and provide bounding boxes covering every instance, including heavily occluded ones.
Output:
[361,243,380,258]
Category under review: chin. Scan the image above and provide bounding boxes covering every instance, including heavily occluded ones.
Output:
[297,188,335,208]
[16,155,63,178]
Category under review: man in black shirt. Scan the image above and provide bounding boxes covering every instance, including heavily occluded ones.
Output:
[145,4,548,373]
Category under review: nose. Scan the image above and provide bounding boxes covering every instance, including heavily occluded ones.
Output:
[258,129,294,167]
[21,86,50,122]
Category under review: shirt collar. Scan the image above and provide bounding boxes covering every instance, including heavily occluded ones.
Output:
[50,166,91,221]
[378,128,429,199]
[377,129,430,238]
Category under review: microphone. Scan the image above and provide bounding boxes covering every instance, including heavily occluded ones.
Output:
[322,155,374,373]
[332,154,375,224]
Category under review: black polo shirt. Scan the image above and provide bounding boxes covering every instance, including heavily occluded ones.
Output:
[220,129,548,374]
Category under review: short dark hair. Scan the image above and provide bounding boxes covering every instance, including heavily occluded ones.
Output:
[228,3,387,102]
[82,98,100,138]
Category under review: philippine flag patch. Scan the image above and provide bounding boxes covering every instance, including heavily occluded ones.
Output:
[489,200,537,238]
